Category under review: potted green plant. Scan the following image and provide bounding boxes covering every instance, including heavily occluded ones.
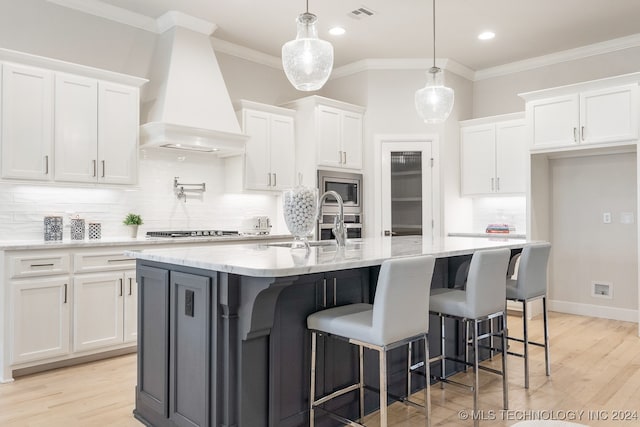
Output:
[123,213,143,238]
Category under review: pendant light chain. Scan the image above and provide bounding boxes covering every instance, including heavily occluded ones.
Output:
[432,0,436,69]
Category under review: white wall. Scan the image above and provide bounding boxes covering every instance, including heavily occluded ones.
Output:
[473,46,640,117]
[549,153,637,319]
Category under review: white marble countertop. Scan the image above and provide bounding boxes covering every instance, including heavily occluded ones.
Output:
[0,234,291,251]
[448,232,527,239]
[126,235,534,278]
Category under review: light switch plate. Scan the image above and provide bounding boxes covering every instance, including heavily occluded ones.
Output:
[603,212,611,224]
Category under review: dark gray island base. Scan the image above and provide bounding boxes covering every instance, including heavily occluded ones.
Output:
[127,236,530,427]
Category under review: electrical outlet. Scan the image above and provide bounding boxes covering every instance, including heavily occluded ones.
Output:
[603,212,611,224]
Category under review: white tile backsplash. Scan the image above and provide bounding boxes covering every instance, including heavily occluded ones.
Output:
[471,197,527,234]
[0,149,281,240]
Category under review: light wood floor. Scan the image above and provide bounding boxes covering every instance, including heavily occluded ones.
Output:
[0,312,638,426]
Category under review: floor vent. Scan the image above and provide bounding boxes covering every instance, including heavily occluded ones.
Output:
[591,281,613,299]
[348,6,375,19]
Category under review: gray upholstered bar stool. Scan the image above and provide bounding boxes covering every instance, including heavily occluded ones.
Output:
[307,255,436,427]
[505,242,552,388]
[429,248,511,426]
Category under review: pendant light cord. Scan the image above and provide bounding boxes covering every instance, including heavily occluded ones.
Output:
[306,0,309,13]
[432,0,436,68]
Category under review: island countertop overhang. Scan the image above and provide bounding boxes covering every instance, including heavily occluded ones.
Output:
[125,235,535,278]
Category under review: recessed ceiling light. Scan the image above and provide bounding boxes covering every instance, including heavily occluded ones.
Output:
[329,27,346,36]
[478,31,495,41]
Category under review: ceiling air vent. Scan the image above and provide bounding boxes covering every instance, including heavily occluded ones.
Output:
[348,6,375,19]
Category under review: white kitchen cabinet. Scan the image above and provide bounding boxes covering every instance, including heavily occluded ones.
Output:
[54,73,98,182]
[54,77,138,184]
[11,277,70,364]
[1,63,53,181]
[461,114,526,196]
[526,84,638,150]
[97,82,139,184]
[237,101,295,191]
[316,104,363,169]
[123,271,138,343]
[73,272,124,352]
[282,96,365,186]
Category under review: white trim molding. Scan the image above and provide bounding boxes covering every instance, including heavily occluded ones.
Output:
[475,33,640,81]
[47,0,157,32]
[331,58,475,81]
[211,38,283,70]
[549,299,638,323]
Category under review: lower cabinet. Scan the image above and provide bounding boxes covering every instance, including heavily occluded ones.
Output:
[136,265,215,427]
[73,270,137,352]
[11,277,70,364]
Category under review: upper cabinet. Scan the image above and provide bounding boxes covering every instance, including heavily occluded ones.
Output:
[236,100,295,191]
[1,63,54,181]
[522,75,640,152]
[460,113,526,197]
[0,49,146,185]
[283,96,365,186]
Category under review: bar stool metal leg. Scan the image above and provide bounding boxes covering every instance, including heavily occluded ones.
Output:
[310,331,317,427]
[472,319,480,427]
[522,300,530,389]
[501,312,509,409]
[543,296,551,377]
[407,341,413,397]
[440,315,446,388]
[379,348,388,427]
[359,345,365,422]
[423,334,431,427]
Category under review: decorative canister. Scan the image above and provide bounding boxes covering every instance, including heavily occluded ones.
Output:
[44,216,63,241]
[70,217,85,240]
[88,223,102,240]
[282,185,318,249]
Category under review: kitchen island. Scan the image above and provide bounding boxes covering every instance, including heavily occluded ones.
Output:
[126,235,532,427]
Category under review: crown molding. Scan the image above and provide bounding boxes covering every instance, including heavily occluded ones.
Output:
[475,33,640,81]
[331,58,475,81]
[47,0,157,32]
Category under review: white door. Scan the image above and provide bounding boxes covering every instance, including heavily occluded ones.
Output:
[1,63,53,180]
[97,82,138,184]
[528,94,579,148]
[381,141,434,237]
[243,109,271,190]
[317,105,342,168]
[54,73,98,183]
[11,277,70,364]
[580,85,639,144]
[341,111,363,169]
[123,271,138,343]
[269,114,295,190]
[460,124,496,196]
[495,120,526,194]
[73,273,124,351]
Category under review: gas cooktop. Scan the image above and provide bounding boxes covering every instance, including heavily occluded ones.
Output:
[146,230,240,238]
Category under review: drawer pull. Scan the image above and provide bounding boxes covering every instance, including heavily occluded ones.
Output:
[333,278,337,306]
[63,283,68,304]
[30,263,55,268]
[107,259,131,263]
[322,278,327,308]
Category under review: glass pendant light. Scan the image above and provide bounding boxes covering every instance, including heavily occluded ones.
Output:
[282,0,334,91]
[415,0,454,123]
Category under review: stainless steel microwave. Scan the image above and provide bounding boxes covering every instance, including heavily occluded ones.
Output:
[317,169,362,214]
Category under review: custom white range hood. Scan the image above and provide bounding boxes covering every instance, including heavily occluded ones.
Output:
[140,12,248,155]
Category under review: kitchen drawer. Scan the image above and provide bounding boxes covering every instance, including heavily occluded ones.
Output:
[74,251,135,273]
[10,252,70,278]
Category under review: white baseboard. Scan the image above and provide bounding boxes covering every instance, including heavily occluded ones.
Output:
[549,299,638,323]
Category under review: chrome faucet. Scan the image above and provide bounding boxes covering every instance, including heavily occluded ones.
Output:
[318,190,347,247]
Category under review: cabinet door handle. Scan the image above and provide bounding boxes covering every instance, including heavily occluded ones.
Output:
[267,173,272,186]
[128,277,133,295]
[496,177,500,191]
[44,155,49,175]
[273,173,277,187]
[93,160,97,177]
[333,278,337,306]
[101,160,106,178]
[30,263,54,268]
[107,258,131,263]
[573,127,577,142]
[322,278,327,308]
[491,177,495,192]
[581,126,585,141]
[63,283,67,304]
[343,151,347,165]
[119,278,123,296]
